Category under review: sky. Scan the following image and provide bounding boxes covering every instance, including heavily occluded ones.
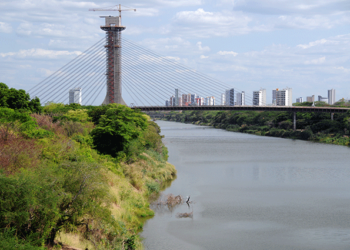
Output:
[0,0,349,105]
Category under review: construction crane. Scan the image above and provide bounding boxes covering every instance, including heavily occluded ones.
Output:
[89,4,136,25]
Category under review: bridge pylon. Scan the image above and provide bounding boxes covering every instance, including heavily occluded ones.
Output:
[91,5,136,105]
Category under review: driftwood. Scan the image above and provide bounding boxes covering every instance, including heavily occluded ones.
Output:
[176,211,193,218]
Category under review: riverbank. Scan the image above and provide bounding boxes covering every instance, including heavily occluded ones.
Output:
[161,110,350,146]
[0,83,176,250]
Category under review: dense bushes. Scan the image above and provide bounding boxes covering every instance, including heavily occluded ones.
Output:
[0,84,176,249]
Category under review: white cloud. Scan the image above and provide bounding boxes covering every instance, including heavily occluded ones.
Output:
[196,42,210,52]
[0,48,82,59]
[334,66,350,73]
[218,51,238,56]
[200,55,208,59]
[304,56,326,65]
[0,22,12,33]
[297,39,329,49]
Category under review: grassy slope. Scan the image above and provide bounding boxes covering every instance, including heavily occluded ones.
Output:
[0,108,176,250]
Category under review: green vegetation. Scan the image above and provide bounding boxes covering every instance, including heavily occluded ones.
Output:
[0,83,176,249]
[163,109,350,146]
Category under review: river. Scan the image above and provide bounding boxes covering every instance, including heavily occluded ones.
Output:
[141,121,350,250]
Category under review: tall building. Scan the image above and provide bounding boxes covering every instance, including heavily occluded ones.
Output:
[175,89,179,106]
[169,95,175,106]
[272,90,277,105]
[306,95,315,102]
[225,88,235,106]
[69,88,82,105]
[328,89,336,105]
[253,88,266,106]
[318,95,328,103]
[296,97,303,103]
[205,96,215,106]
[178,97,182,107]
[221,93,226,105]
[182,94,188,106]
[191,94,197,104]
[165,100,169,107]
[276,88,292,106]
[236,91,245,106]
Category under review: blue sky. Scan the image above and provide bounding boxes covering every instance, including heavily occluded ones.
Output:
[0,0,349,105]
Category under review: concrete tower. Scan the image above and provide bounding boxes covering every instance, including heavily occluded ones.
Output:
[100,15,125,105]
[90,5,136,105]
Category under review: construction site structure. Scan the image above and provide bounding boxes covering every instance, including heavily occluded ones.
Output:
[90,5,136,105]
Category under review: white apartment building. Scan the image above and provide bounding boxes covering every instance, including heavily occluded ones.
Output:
[221,93,226,105]
[253,88,266,106]
[318,95,328,103]
[236,91,245,106]
[205,96,215,106]
[296,97,303,103]
[276,88,292,106]
[69,88,82,105]
[328,89,336,105]
[272,90,276,105]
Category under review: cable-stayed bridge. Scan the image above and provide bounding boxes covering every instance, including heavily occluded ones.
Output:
[29,8,348,122]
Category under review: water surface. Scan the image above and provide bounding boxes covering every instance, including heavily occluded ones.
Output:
[141,121,350,250]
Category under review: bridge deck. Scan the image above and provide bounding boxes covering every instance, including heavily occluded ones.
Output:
[131,106,349,113]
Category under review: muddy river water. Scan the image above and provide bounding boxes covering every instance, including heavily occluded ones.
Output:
[141,121,350,250]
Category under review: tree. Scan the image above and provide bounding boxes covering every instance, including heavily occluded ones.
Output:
[0,83,42,113]
[90,104,148,157]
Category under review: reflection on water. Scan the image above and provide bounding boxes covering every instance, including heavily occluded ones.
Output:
[141,121,350,250]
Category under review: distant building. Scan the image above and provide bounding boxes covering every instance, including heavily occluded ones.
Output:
[169,95,175,106]
[221,93,226,105]
[253,88,266,106]
[306,95,315,102]
[69,88,82,105]
[205,96,215,106]
[178,97,182,107]
[191,94,197,104]
[182,94,188,106]
[272,90,277,105]
[165,100,169,107]
[318,95,328,103]
[328,89,336,105]
[296,97,303,103]
[225,88,235,106]
[175,89,179,106]
[276,88,292,106]
[236,91,245,106]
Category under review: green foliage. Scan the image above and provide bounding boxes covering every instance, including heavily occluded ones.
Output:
[0,83,42,113]
[91,104,148,158]
[0,231,45,250]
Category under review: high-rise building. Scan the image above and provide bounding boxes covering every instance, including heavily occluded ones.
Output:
[205,96,215,106]
[236,91,245,106]
[169,95,175,106]
[165,100,169,107]
[69,88,82,105]
[272,90,277,105]
[178,97,182,107]
[191,94,197,104]
[318,95,328,103]
[296,97,303,103]
[182,94,188,106]
[253,88,266,106]
[175,89,179,106]
[276,88,292,106]
[221,93,226,105]
[225,88,235,106]
[306,95,315,102]
[328,89,336,105]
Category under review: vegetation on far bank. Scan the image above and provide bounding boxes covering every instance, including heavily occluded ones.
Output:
[0,82,176,250]
[161,107,350,146]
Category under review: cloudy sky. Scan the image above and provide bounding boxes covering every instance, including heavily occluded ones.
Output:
[0,0,349,104]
